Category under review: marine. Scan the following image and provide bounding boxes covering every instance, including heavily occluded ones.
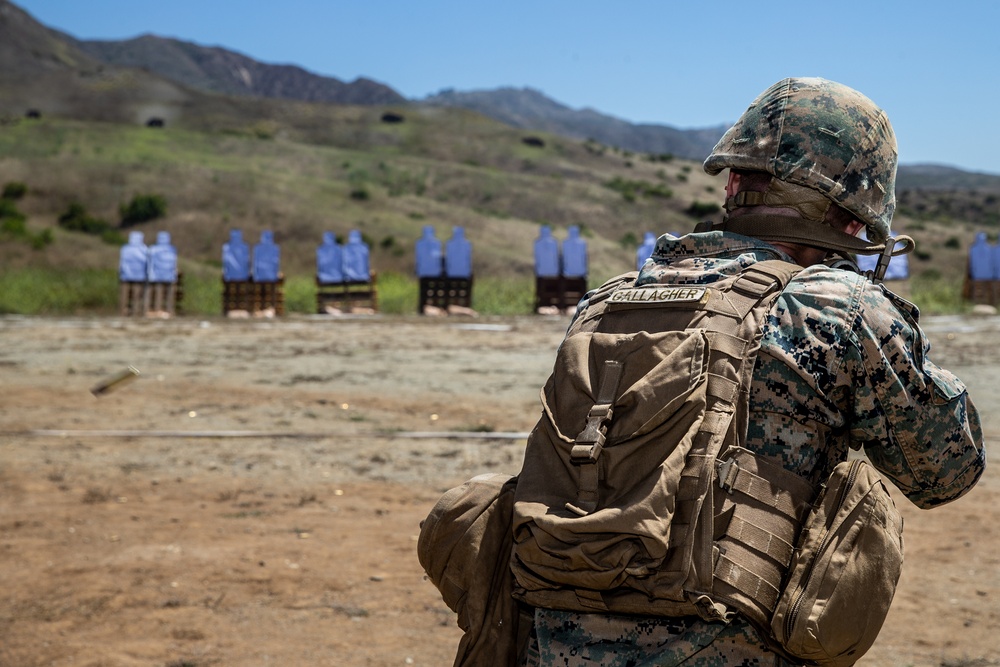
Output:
[520,77,985,666]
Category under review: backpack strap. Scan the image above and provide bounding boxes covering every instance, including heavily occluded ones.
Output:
[683,258,802,597]
[729,260,801,321]
[705,259,824,635]
[567,360,625,516]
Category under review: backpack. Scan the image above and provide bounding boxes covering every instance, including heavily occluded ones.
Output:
[419,259,904,667]
[512,259,890,656]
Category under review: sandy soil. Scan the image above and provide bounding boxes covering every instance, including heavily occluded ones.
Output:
[1,313,998,667]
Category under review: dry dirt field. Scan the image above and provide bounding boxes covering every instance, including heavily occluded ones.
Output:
[1,313,999,667]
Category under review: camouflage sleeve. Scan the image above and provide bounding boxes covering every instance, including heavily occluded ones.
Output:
[847,284,985,508]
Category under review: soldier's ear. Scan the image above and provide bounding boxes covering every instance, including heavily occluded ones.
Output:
[726,171,742,198]
[844,220,864,237]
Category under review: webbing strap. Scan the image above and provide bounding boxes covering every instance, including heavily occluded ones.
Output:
[715,550,781,611]
[717,458,805,521]
[568,360,624,516]
[725,515,795,565]
[714,259,800,327]
[706,373,739,403]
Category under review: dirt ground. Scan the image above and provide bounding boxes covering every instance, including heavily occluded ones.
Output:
[1,313,998,667]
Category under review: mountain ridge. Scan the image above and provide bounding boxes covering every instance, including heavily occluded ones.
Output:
[422,86,728,161]
[1,0,998,188]
[73,33,406,106]
[69,30,726,161]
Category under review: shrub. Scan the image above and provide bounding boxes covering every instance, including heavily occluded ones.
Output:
[604,177,673,201]
[120,193,167,227]
[619,232,639,249]
[0,198,23,221]
[685,201,722,218]
[0,198,52,249]
[58,202,117,243]
[2,181,27,200]
[100,228,126,245]
[944,236,961,249]
[1,215,27,236]
[31,228,54,250]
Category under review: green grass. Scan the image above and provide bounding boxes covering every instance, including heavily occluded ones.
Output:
[0,268,119,315]
[472,276,537,315]
[909,273,968,315]
[376,272,419,314]
[0,268,547,316]
[0,266,971,317]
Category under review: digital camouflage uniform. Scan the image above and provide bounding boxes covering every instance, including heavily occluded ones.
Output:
[522,230,986,667]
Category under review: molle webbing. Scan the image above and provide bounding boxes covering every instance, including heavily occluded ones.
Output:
[712,448,815,628]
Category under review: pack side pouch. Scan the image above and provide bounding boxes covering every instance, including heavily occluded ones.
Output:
[770,459,904,667]
[418,473,532,667]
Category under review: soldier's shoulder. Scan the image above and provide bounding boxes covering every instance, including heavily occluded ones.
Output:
[781,265,919,332]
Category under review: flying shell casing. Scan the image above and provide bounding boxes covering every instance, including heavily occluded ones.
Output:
[91,366,140,396]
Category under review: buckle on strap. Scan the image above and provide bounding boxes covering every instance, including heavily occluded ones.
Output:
[717,457,740,493]
[571,360,623,465]
[571,442,604,464]
[572,404,611,463]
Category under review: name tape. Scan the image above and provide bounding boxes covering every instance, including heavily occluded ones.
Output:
[607,285,708,307]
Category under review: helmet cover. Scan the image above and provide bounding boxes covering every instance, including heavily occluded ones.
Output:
[704,77,897,243]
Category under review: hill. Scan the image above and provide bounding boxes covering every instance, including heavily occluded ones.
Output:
[74,34,404,106]
[422,87,728,161]
[72,33,725,162]
[0,0,994,316]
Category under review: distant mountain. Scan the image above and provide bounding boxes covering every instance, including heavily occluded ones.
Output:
[423,87,728,162]
[895,164,1000,191]
[0,0,203,123]
[67,34,724,161]
[2,0,998,193]
[73,34,405,106]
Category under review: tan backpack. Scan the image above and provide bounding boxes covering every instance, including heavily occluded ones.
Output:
[418,260,904,667]
[509,260,904,665]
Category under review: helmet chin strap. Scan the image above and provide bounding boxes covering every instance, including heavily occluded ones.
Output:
[693,214,914,284]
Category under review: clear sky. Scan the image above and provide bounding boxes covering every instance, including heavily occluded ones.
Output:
[14,0,1000,174]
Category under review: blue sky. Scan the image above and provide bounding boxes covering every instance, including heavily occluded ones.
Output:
[15,0,1000,174]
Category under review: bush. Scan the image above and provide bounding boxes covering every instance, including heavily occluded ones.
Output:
[0,198,52,249]
[619,231,639,249]
[604,177,673,201]
[2,181,27,200]
[59,202,113,235]
[31,228,54,250]
[685,201,722,218]
[119,194,167,227]
[0,198,24,222]
[1,215,27,236]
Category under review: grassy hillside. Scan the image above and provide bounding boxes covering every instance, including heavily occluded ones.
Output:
[0,105,984,316]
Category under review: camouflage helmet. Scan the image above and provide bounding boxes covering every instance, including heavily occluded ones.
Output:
[703,77,897,243]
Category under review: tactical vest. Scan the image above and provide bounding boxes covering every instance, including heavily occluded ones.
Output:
[510,259,816,630]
